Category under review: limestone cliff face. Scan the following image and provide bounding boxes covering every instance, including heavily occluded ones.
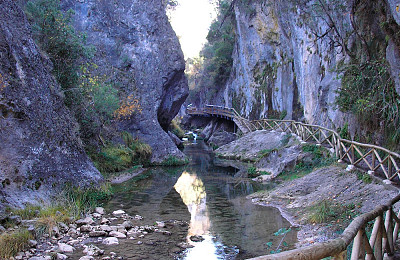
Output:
[222,0,400,137]
[62,0,189,162]
[0,0,102,207]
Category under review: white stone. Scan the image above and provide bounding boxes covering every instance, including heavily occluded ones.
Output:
[58,243,75,253]
[345,165,355,172]
[76,217,94,226]
[112,210,125,216]
[99,225,113,232]
[56,253,68,260]
[95,207,105,215]
[367,170,375,175]
[92,213,102,218]
[102,237,119,245]
[79,256,94,260]
[109,231,126,238]
[383,179,393,185]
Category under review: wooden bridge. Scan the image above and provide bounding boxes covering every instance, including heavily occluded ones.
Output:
[188,105,400,260]
[187,105,253,134]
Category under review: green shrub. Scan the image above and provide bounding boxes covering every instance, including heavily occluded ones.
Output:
[356,171,372,184]
[247,166,258,177]
[0,229,33,259]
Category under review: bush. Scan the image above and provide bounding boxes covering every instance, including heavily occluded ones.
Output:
[247,166,258,177]
[0,229,33,259]
[89,132,152,174]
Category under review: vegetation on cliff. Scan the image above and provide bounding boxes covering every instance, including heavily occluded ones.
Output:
[24,0,153,174]
[186,0,235,105]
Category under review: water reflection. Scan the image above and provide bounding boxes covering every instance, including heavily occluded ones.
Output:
[101,141,297,259]
[174,171,209,238]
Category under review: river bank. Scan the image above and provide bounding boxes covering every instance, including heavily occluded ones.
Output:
[214,130,400,249]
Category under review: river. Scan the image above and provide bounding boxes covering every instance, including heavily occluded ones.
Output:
[99,141,297,259]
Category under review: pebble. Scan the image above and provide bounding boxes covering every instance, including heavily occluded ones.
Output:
[76,217,94,226]
[56,253,68,260]
[79,256,94,260]
[109,231,126,238]
[58,243,75,253]
[112,210,125,216]
[100,225,113,232]
[102,237,119,245]
[95,207,105,215]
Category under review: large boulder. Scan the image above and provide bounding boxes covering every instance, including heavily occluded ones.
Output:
[0,0,102,208]
[62,0,189,163]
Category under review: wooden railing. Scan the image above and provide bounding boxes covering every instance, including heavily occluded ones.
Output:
[249,193,400,260]
[187,105,235,119]
[188,105,400,259]
[247,119,400,183]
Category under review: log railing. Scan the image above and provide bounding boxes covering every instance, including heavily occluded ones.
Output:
[249,194,400,260]
[247,119,400,183]
[188,105,400,258]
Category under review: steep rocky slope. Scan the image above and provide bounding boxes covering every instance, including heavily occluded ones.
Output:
[62,0,189,163]
[215,0,400,141]
[0,0,102,207]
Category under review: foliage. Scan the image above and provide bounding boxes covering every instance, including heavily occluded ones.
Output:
[25,0,122,144]
[247,166,258,177]
[114,94,142,120]
[336,58,400,147]
[63,183,113,216]
[186,0,235,105]
[338,122,350,140]
[25,0,94,98]
[266,227,292,254]
[356,171,372,184]
[11,205,41,219]
[88,132,151,174]
[308,200,358,225]
[0,229,33,259]
[79,65,119,124]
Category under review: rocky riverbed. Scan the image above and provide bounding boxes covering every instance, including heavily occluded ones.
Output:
[1,207,191,260]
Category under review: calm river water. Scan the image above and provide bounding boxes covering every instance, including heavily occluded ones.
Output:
[100,141,297,259]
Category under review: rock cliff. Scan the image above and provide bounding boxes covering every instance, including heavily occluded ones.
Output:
[0,0,102,207]
[219,0,400,140]
[62,0,189,163]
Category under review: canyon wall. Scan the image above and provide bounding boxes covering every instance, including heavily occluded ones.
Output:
[222,0,400,140]
[0,0,102,207]
[62,0,189,162]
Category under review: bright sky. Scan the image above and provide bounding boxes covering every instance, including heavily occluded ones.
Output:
[169,0,217,59]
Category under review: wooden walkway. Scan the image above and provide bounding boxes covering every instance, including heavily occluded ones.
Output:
[188,105,400,259]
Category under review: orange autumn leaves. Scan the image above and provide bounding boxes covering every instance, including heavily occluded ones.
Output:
[114,94,142,120]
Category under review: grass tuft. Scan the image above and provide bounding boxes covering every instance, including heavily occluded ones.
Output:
[160,156,189,166]
[0,229,33,259]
